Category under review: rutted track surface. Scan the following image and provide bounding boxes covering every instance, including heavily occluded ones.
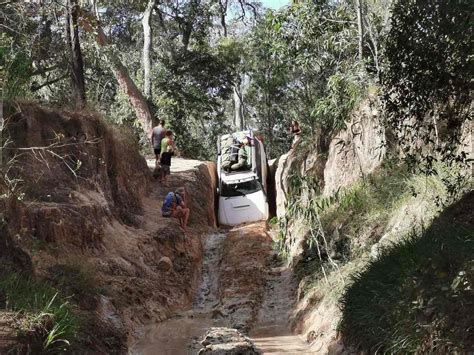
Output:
[250,265,314,354]
[130,223,313,354]
[130,233,228,354]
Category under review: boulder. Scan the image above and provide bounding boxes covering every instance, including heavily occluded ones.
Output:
[157,256,173,272]
[199,327,261,354]
[323,97,385,196]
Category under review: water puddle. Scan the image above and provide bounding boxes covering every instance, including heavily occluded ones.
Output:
[250,266,313,353]
[130,233,227,355]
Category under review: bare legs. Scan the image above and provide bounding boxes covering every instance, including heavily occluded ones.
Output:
[160,165,170,186]
[172,206,190,232]
[160,170,168,185]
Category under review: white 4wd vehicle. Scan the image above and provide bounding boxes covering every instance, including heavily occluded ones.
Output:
[217,130,269,226]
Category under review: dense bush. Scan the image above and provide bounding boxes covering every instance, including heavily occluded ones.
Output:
[383,0,472,172]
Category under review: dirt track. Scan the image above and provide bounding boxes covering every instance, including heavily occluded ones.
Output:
[131,169,311,354]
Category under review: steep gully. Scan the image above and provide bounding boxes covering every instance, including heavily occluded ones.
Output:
[130,159,311,354]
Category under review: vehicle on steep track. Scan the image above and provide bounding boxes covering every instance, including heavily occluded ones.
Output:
[217,130,269,226]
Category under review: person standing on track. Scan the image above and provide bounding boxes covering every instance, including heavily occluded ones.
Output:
[151,119,166,165]
[159,130,175,186]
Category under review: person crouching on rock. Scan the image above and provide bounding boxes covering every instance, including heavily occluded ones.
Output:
[161,187,190,232]
[160,130,175,186]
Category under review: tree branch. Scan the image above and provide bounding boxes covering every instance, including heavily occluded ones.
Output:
[30,74,68,92]
[31,64,61,76]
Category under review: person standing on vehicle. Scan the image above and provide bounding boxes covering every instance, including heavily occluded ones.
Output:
[151,119,166,165]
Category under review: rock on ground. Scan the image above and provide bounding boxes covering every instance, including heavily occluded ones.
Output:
[199,327,261,354]
[157,256,173,271]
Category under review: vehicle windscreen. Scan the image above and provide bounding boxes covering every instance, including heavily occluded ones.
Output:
[221,180,262,197]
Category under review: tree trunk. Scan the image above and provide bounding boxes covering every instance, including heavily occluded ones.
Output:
[219,0,228,37]
[142,0,156,100]
[233,83,244,130]
[356,0,364,65]
[82,17,153,138]
[90,0,100,19]
[66,0,86,107]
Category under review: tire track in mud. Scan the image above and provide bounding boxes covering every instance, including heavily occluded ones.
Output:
[129,233,228,355]
[193,233,227,313]
[130,223,310,354]
[250,263,314,354]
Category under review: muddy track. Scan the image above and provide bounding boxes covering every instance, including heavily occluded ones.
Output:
[130,223,311,354]
[250,263,313,354]
[130,233,228,354]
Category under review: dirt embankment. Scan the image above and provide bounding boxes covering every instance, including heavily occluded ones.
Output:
[0,102,216,353]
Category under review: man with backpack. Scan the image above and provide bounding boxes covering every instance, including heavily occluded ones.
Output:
[161,187,190,232]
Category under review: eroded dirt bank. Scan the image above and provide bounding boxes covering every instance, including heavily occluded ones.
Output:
[0,103,216,352]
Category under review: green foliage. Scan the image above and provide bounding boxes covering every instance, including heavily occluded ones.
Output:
[0,33,32,100]
[339,197,474,353]
[383,0,473,173]
[245,1,364,157]
[152,45,235,159]
[311,74,362,133]
[0,272,79,353]
[281,160,469,290]
[320,164,413,247]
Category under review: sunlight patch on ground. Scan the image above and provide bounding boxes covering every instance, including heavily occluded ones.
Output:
[146,157,204,172]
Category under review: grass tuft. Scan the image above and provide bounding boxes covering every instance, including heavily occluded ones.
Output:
[48,261,102,302]
[0,271,79,353]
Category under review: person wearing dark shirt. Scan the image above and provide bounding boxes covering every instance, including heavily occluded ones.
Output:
[151,119,166,165]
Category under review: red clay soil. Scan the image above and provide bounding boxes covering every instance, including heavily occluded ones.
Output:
[0,102,217,353]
